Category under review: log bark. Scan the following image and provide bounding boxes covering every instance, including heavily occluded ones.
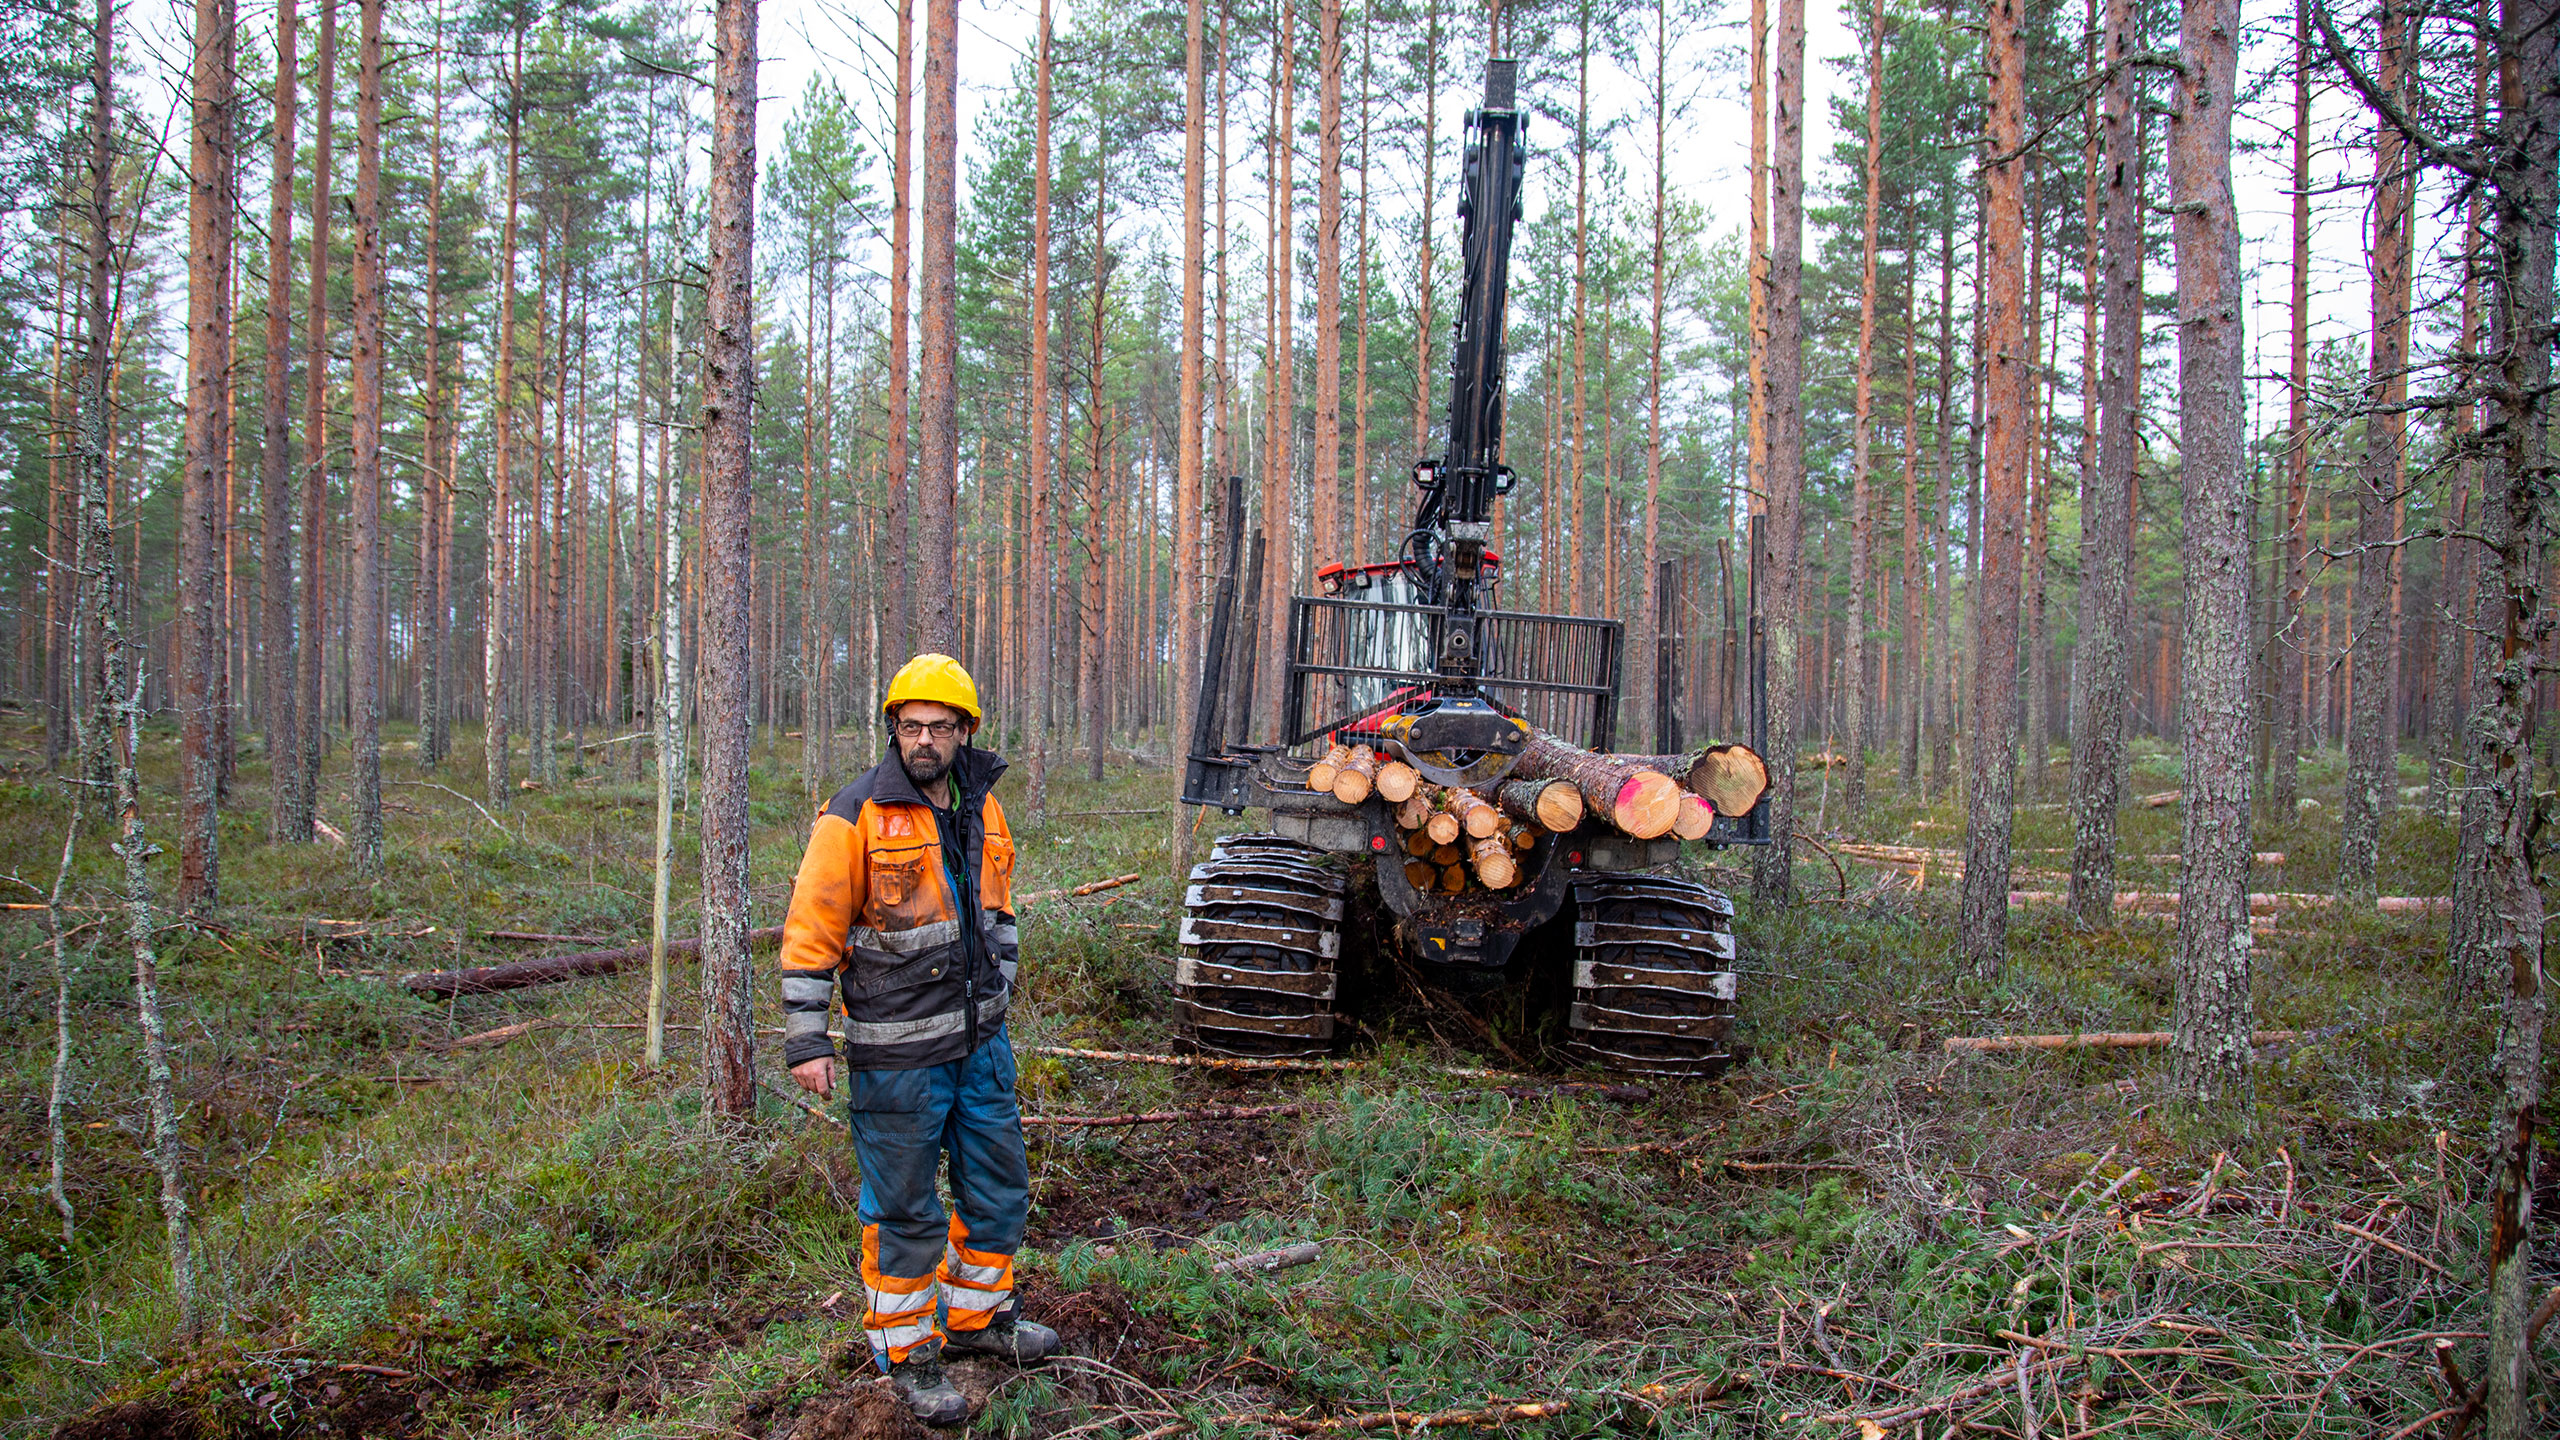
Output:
[1516,732,1679,839]
[1498,777,1583,831]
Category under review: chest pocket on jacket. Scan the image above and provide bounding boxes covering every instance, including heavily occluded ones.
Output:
[985,834,1015,892]
[866,843,937,921]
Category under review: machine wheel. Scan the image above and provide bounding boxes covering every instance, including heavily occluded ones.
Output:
[1564,873,1739,1078]
[1175,835,1347,1057]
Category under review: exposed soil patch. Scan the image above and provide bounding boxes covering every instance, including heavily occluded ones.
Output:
[781,1377,927,1440]
[1026,1118,1302,1245]
[54,1401,206,1440]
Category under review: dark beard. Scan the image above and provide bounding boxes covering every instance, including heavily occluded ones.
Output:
[900,746,952,790]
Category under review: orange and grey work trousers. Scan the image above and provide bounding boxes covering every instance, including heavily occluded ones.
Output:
[849,1027,1029,1366]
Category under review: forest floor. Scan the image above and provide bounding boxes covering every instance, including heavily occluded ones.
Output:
[1,713,2550,1438]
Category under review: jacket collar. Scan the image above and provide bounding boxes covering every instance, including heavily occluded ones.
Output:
[865,743,1009,811]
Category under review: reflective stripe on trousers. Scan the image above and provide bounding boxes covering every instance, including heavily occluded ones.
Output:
[845,1027,1029,1365]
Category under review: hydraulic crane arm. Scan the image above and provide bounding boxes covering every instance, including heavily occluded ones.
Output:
[1381,57,1533,786]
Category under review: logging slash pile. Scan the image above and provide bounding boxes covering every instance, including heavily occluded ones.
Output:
[1296,732,1769,895]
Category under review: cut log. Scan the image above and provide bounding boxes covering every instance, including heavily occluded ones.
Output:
[1438,862,1469,894]
[1394,794,1433,831]
[2140,789,2181,808]
[1670,792,1714,841]
[1497,777,1584,832]
[1693,744,1771,817]
[402,926,787,998]
[1332,744,1379,803]
[1511,825,1538,852]
[1430,842,1464,865]
[1405,858,1438,890]
[1375,759,1420,804]
[1468,832,1519,889]
[1307,742,1351,793]
[1432,784,1500,839]
[1516,731,1681,839]
[1425,801,1462,846]
[1403,828,1438,858]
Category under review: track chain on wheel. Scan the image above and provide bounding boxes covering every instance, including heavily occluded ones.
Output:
[1565,872,1739,1077]
[1174,834,1347,1057]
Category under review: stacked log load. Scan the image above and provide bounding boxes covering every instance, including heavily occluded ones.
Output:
[1292,730,1767,896]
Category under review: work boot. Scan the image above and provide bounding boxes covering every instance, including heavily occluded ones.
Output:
[941,1309,1060,1364]
[887,1345,971,1428]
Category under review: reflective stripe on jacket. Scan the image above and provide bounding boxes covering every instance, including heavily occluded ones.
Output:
[778,746,1019,1071]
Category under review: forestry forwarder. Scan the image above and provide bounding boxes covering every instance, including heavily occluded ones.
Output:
[1178,57,1773,1077]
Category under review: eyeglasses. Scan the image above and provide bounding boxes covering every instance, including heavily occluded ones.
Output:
[894,719,961,740]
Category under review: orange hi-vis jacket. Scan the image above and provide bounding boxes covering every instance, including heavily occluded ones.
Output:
[779,747,1020,1071]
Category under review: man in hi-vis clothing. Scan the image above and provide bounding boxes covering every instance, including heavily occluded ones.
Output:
[782,654,1058,1425]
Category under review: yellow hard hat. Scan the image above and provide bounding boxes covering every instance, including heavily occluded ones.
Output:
[882,653,982,722]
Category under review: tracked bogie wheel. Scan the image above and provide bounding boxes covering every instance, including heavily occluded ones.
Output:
[1566,873,1740,1078]
[1175,835,1347,1057]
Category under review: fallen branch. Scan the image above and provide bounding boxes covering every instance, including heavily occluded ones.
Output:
[1945,1030,2307,1053]
[401,926,786,998]
[485,930,606,945]
[1015,872,1144,907]
[387,779,515,840]
[1724,1159,1865,1176]
[2006,890,2450,915]
[1211,1400,1572,1433]
[1025,1045,1514,1079]
[1210,1241,1323,1274]
[760,1078,838,1126]
[1023,1102,1306,1129]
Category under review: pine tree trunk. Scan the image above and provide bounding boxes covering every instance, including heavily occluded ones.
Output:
[2428,29,2489,815]
[484,15,523,810]
[1898,274,1923,785]
[1752,0,1804,907]
[885,0,914,658]
[178,0,234,913]
[1960,0,2029,979]
[349,0,385,872]
[1843,0,1881,817]
[2164,0,2252,1114]
[1258,0,1297,740]
[1312,0,1342,575]
[1411,0,1437,461]
[1176,0,1207,790]
[914,0,960,653]
[421,12,449,766]
[2066,0,2141,927]
[2339,2,2413,901]
[698,0,759,1122]
[2463,3,2558,1431]
[1643,0,1669,759]
[1083,123,1111,786]
[261,0,300,834]
[1026,0,1053,818]
[1929,200,1956,795]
